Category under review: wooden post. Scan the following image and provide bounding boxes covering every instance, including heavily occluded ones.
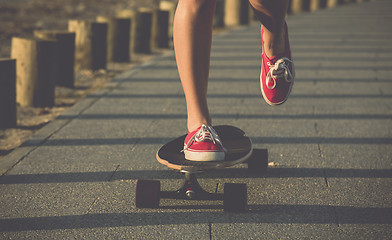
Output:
[68,20,107,70]
[159,0,178,48]
[96,16,131,62]
[138,8,157,52]
[0,59,16,128]
[327,0,339,8]
[142,8,170,50]
[151,9,170,49]
[310,0,320,11]
[248,2,256,23]
[214,0,225,28]
[318,0,328,9]
[117,10,135,58]
[290,0,311,13]
[34,31,75,88]
[310,0,328,11]
[117,9,153,54]
[290,0,302,13]
[224,0,249,27]
[11,37,57,107]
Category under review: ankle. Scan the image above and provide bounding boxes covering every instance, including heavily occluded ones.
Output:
[187,119,211,132]
[263,26,286,58]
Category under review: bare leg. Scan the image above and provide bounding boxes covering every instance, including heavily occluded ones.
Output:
[249,0,290,57]
[173,0,217,132]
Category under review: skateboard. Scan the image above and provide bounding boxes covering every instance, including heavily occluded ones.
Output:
[135,125,268,212]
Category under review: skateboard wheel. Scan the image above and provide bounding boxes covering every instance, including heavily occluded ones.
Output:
[223,183,247,212]
[135,180,160,208]
[186,188,196,199]
[247,149,268,174]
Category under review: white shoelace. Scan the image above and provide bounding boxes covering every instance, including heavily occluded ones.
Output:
[266,57,294,90]
[183,124,222,151]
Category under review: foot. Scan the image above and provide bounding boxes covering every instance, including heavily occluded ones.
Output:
[260,22,295,106]
[183,124,226,161]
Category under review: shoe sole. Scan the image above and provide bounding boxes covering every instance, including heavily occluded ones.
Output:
[184,149,226,162]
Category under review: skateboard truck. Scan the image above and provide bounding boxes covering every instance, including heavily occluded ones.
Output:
[136,170,250,212]
[173,171,220,200]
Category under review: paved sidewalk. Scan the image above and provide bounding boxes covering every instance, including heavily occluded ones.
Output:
[1,0,391,239]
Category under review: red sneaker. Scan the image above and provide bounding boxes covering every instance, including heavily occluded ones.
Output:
[260,22,295,106]
[183,124,226,161]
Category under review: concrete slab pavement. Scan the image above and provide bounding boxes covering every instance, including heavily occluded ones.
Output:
[1,0,391,239]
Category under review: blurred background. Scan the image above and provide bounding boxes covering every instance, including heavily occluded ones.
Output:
[0,0,160,58]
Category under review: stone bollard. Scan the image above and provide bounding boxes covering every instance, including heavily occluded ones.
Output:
[159,0,178,48]
[117,9,153,54]
[0,59,16,128]
[68,20,107,70]
[224,0,249,27]
[96,16,131,62]
[11,37,57,107]
[33,31,75,88]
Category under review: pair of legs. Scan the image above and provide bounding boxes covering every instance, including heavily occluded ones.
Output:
[173,0,290,132]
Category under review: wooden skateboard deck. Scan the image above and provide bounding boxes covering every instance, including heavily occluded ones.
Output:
[156,125,253,172]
